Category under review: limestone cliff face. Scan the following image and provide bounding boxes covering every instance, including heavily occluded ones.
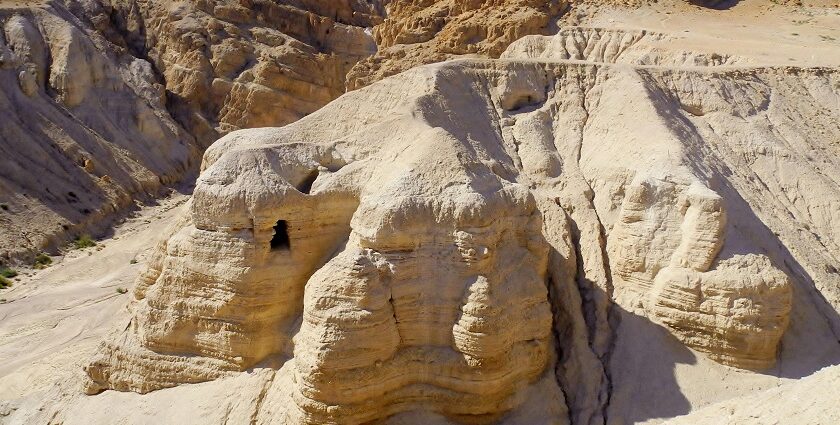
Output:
[0,0,383,262]
[101,0,383,143]
[345,0,566,89]
[0,2,195,264]
[652,255,792,369]
[4,1,703,263]
[84,26,840,423]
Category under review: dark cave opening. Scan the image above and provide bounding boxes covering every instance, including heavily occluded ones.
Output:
[271,220,290,250]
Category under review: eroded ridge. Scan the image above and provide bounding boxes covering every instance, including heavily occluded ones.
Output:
[85,31,840,423]
[502,26,740,66]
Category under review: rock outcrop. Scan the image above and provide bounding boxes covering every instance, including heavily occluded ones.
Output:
[2,2,840,425]
[345,0,566,89]
[1,0,586,263]
[101,0,384,142]
[652,255,792,369]
[83,23,840,423]
[0,2,195,263]
[0,0,384,262]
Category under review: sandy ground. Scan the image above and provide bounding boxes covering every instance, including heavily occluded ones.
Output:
[578,1,840,67]
[0,191,189,400]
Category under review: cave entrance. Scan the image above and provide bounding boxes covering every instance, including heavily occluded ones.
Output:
[271,220,290,250]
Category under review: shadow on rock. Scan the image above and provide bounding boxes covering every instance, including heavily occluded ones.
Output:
[604,304,696,424]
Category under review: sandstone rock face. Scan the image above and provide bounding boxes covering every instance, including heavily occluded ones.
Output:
[0,0,384,262]
[345,0,566,89]
[651,255,792,369]
[101,0,383,143]
[83,22,840,423]
[0,2,196,263]
[5,1,699,263]
[607,178,792,369]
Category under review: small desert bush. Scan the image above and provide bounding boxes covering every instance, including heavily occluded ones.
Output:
[0,276,11,289]
[0,267,17,278]
[34,253,52,269]
[74,234,97,249]
[116,287,128,294]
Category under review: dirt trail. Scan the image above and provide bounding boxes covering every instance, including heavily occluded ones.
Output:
[0,192,189,399]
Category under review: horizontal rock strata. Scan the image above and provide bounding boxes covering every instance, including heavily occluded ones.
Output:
[83,26,840,425]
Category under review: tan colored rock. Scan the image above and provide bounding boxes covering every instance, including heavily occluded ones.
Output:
[105,0,382,143]
[0,4,196,264]
[83,23,840,421]
[4,3,840,425]
[651,255,792,369]
[0,0,383,263]
[345,0,566,89]
[84,62,582,422]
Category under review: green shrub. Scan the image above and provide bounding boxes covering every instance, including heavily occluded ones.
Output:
[74,234,97,249]
[34,253,52,269]
[116,287,128,294]
[0,276,11,289]
[0,267,17,278]
[129,259,138,264]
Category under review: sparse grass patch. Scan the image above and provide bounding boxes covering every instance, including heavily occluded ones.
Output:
[116,287,128,294]
[34,253,52,269]
[74,234,97,249]
[0,276,11,289]
[0,267,17,279]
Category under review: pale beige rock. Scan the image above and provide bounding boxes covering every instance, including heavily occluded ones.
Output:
[651,255,792,369]
[501,27,740,66]
[82,23,840,425]
[0,3,196,264]
[3,2,840,425]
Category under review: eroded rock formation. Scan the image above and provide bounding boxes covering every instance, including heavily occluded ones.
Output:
[101,0,384,141]
[0,0,383,262]
[83,24,840,423]
[345,0,566,89]
[0,2,195,263]
[652,255,792,369]
[1,0,583,263]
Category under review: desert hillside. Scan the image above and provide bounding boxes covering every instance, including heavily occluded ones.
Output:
[0,0,565,263]
[1,1,840,425]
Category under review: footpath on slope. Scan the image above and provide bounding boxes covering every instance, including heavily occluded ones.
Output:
[0,189,189,403]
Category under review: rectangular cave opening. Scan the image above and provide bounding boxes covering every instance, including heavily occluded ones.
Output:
[271,220,290,251]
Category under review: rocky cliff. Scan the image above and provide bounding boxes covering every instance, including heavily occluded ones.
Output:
[345,0,567,89]
[2,2,840,425]
[0,0,574,264]
[0,0,384,262]
[80,22,840,424]
[0,1,195,264]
